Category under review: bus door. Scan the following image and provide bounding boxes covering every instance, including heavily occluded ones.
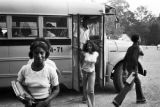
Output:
[72,14,105,90]
[72,15,80,91]
[87,15,104,88]
[103,14,117,83]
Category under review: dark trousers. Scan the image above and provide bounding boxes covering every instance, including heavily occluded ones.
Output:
[113,73,145,106]
[24,98,51,107]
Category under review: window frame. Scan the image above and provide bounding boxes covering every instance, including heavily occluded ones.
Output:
[43,15,69,38]
[0,15,7,39]
[11,15,39,38]
[0,15,70,40]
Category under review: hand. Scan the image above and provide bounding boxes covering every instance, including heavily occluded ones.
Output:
[132,72,137,77]
[36,101,48,107]
[143,70,147,76]
[20,98,33,107]
[25,97,34,107]
[27,99,33,107]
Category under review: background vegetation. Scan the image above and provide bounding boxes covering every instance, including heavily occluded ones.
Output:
[106,0,160,45]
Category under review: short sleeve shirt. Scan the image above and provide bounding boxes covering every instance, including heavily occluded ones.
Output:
[80,29,90,49]
[17,64,59,99]
[82,51,99,72]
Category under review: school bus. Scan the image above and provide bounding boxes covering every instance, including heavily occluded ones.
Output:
[0,0,145,92]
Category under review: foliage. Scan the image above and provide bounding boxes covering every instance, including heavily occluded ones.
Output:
[107,0,160,45]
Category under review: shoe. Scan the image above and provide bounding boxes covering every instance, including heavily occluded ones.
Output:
[136,99,146,104]
[82,97,87,103]
[112,100,119,107]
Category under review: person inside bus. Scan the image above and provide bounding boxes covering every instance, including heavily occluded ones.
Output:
[21,28,32,37]
[46,23,56,37]
[112,34,146,107]
[0,28,4,37]
[81,40,99,107]
[80,17,90,50]
[17,38,59,107]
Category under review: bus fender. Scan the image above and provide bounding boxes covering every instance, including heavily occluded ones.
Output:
[111,60,145,77]
[110,60,124,79]
[112,60,146,92]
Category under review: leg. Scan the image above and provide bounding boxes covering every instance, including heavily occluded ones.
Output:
[82,70,88,103]
[113,81,134,106]
[134,74,146,103]
[87,71,95,107]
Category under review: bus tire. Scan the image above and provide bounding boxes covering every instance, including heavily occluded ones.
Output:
[113,62,130,93]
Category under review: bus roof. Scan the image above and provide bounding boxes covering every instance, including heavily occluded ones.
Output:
[0,0,105,15]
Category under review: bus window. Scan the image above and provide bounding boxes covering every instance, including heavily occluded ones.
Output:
[105,15,117,40]
[89,22,100,36]
[43,16,68,38]
[12,16,38,37]
[0,15,7,38]
[85,16,101,41]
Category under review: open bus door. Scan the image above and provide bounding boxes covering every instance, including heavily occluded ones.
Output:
[72,15,80,91]
[91,15,104,88]
[72,14,105,91]
[75,14,105,89]
[84,15,104,88]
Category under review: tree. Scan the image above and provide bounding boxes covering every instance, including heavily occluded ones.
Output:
[101,0,158,45]
[134,6,155,23]
[107,0,131,37]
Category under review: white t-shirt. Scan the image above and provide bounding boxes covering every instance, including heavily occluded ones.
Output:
[17,64,59,99]
[82,51,99,73]
[27,59,57,70]
[46,31,56,37]
[80,28,90,49]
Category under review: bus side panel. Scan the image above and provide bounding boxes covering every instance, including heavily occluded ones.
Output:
[107,51,126,82]
[0,62,9,74]
[0,46,29,87]
[0,46,9,74]
[0,46,8,57]
[9,46,29,74]
[50,45,72,89]
[9,46,29,57]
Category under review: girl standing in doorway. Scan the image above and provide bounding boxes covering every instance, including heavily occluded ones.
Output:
[81,40,99,107]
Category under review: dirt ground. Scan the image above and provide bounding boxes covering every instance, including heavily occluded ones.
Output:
[0,46,160,107]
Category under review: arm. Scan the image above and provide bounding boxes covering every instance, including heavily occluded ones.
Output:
[139,46,144,56]
[45,85,60,104]
[36,85,59,107]
[44,67,59,105]
[56,68,62,77]
[17,65,34,106]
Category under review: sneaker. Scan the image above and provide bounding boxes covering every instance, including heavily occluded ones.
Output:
[136,99,146,104]
[82,97,87,103]
[112,100,119,107]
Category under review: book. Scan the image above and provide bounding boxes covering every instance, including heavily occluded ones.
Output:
[126,72,135,84]
[11,80,34,102]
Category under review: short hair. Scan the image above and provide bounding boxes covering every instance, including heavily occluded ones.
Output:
[83,40,98,53]
[82,22,88,29]
[131,34,139,43]
[29,38,51,59]
[46,23,54,27]
[81,16,89,29]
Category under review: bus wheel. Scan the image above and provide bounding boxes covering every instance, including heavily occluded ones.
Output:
[113,62,130,92]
